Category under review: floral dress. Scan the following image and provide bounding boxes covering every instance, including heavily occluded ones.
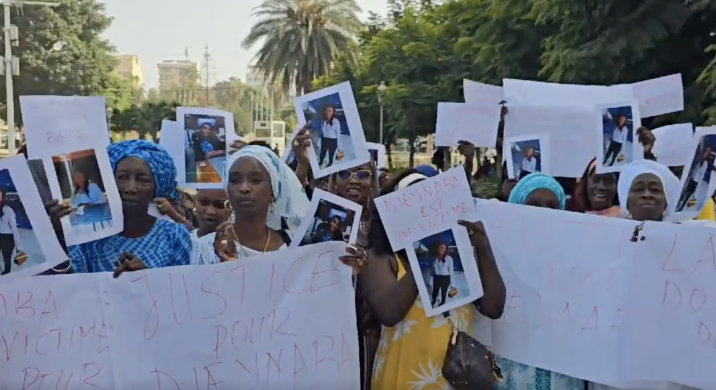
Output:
[371,258,475,390]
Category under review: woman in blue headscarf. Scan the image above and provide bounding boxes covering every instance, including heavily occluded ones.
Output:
[496,172,584,390]
[43,140,192,276]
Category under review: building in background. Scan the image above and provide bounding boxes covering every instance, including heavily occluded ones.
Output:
[158,60,200,91]
[113,55,143,88]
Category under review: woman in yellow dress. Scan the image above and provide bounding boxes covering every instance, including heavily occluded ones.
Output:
[361,169,506,390]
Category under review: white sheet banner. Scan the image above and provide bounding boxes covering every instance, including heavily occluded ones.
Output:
[0,242,359,390]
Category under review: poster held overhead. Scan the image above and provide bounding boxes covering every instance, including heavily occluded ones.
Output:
[650,123,696,169]
[503,133,550,180]
[594,101,643,174]
[435,102,501,148]
[366,142,386,169]
[159,120,185,183]
[294,82,371,178]
[0,155,68,283]
[177,107,235,189]
[673,126,716,220]
[630,73,684,118]
[462,79,504,106]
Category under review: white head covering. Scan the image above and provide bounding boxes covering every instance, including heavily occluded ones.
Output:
[617,159,680,220]
[224,146,309,231]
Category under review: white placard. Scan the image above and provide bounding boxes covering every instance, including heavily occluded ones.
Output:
[435,102,501,147]
[159,120,185,183]
[463,79,504,106]
[624,221,716,390]
[673,126,716,220]
[289,189,362,248]
[503,104,596,178]
[651,123,695,168]
[366,142,386,169]
[0,156,68,282]
[473,199,644,387]
[594,101,643,174]
[42,147,123,246]
[405,224,484,317]
[374,167,478,251]
[0,242,360,390]
[20,96,110,159]
[503,78,635,107]
[630,74,684,118]
[295,82,371,178]
[177,107,235,189]
[503,133,551,179]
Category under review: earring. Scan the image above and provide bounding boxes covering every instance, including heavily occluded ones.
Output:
[223,200,232,211]
[192,207,196,213]
[268,197,276,212]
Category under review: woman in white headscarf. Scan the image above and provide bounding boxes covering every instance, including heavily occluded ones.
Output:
[192,145,309,263]
[617,159,680,222]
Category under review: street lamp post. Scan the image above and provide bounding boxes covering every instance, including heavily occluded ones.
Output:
[377,81,387,144]
[2,0,60,155]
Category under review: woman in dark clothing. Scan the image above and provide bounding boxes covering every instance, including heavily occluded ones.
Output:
[191,122,225,161]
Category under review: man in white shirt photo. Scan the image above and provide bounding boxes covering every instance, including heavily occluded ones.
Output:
[602,114,629,166]
[430,243,455,307]
[677,146,713,210]
[519,147,537,179]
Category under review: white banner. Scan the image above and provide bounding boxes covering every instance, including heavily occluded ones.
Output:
[0,242,360,390]
[475,200,716,388]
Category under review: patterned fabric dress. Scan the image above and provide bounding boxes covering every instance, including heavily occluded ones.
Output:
[68,219,192,273]
[371,258,475,390]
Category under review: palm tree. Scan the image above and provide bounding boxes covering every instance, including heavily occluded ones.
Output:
[242,0,363,95]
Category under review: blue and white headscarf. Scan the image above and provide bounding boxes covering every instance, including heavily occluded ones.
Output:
[224,146,309,231]
[508,172,566,210]
[107,140,178,198]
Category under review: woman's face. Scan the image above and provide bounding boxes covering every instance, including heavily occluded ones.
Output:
[587,172,617,211]
[329,217,340,231]
[195,189,230,233]
[524,188,560,209]
[627,172,666,221]
[226,157,273,217]
[335,162,374,204]
[525,148,534,158]
[114,157,155,210]
[201,124,212,136]
[378,170,390,189]
[325,107,334,120]
[72,171,85,186]
[437,244,447,257]
[617,116,626,127]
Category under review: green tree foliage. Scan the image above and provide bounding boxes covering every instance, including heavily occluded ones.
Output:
[311,0,716,167]
[1,0,120,123]
[242,0,363,95]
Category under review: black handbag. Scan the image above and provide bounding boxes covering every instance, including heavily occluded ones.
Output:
[442,318,502,390]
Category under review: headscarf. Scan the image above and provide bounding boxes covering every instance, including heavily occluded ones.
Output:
[617,159,680,219]
[107,140,178,198]
[224,145,309,231]
[414,165,439,178]
[508,172,566,210]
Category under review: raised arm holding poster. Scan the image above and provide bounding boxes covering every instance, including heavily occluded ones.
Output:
[0,242,360,390]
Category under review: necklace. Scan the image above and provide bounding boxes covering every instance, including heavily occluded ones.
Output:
[230,224,272,258]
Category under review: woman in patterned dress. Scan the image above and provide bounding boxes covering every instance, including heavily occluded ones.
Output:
[362,169,506,390]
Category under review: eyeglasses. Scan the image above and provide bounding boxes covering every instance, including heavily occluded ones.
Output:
[336,169,373,181]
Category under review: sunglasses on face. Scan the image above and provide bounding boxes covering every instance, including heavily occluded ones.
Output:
[337,169,373,181]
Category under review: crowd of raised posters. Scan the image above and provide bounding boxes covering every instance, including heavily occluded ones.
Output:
[0,73,713,390]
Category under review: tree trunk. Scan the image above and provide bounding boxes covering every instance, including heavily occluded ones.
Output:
[408,133,416,168]
[386,143,393,170]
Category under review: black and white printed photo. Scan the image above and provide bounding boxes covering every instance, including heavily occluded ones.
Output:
[675,133,716,216]
[290,189,362,248]
[295,82,370,178]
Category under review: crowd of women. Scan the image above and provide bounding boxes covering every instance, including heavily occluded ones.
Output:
[21,111,713,390]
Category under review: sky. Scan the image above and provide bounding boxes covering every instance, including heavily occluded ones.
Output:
[102,0,389,89]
